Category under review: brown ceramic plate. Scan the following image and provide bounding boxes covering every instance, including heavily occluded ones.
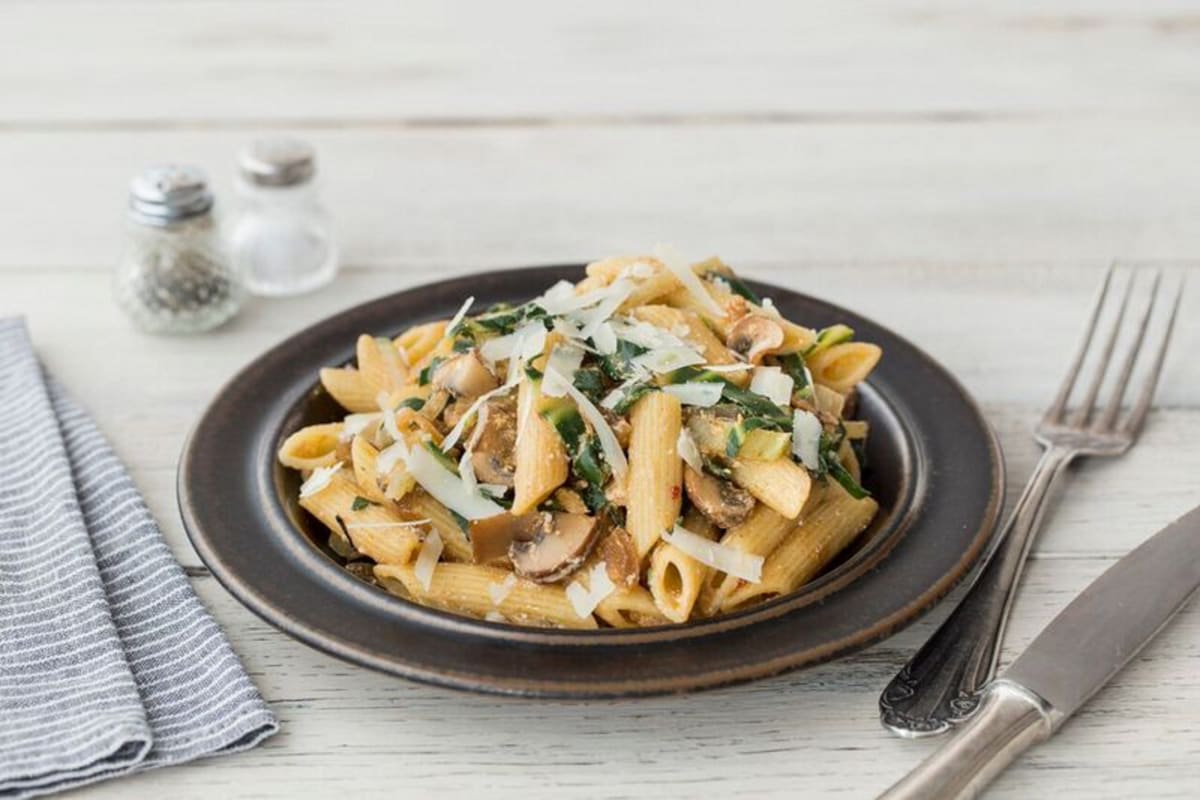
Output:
[179,265,1004,697]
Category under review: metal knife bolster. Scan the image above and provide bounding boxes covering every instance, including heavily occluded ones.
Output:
[879,681,1054,800]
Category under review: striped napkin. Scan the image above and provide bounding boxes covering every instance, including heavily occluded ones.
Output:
[0,318,277,798]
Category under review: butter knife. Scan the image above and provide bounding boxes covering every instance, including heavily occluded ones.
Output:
[879,504,1200,800]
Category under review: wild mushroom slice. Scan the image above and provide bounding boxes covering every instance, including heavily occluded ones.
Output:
[432,350,499,399]
[509,512,603,583]
[683,466,755,529]
[467,398,518,486]
[595,526,639,588]
[726,314,784,364]
[469,512,545,564]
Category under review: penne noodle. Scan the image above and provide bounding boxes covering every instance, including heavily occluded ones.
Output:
[807,342,883,393]
[397,489,473,563]
[732,457,811,519]
[374,562,598,629]
[319,367,379,413]
[699,502,800,616]
[394,320,448,367]
[625,392,684,558]
[278,422,344,470]
[511,378,569,514]
[723,483,878,611]
[594,585,670,628]
[300,470,425,566]
[356,334,408,395]
[647,508,715,622]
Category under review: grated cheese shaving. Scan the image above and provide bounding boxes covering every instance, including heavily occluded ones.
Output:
[663,382,724,408]
[663,525,763,583]
[630,346,705,374]
[566,562,616,619]
[676,429,703,471]
[339,412,381,442]
[345,519,431,530]
[544,366,628,481]
[572,279,633,338]
[703,363,753,373]
[376,439,409,477]
[591,321,617,354]
[749,366,795,407]
[299,461,342,499]
[655,244,726,319]
[541,344,586,397]
[444,296,475,338]
[488,573,519,606]
[413,530,444,591]
[405,443,504,520]
[484,610,508,623]
[439,380,517,452]
[377,392,405,443]
[792,409,823,471]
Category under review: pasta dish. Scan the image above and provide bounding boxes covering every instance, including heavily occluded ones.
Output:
[278,251,882,628]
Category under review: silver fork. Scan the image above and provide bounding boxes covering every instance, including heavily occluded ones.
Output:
[879,265,1183,738]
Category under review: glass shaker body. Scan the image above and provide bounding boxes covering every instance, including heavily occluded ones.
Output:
[230,177,338,297]
[114,166,243,334]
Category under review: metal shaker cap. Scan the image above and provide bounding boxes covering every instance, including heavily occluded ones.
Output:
[238,137,316,187]
[129,164,214,225]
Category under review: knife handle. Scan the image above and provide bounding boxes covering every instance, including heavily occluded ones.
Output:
[878,681,1054,800]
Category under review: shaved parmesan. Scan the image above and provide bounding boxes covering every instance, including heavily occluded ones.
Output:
[591,321,617,355]
[621,260,657,279]
[631,346,705,374]
[440,380,516,452]
[478,483,510,498]
[750,366,795,407]
[488,573,519,606]
[405,444,504,520]
[760,297,783,319]
[608,317,689,351]
[339,412,381,441]
[376,439,409,476]
[703,362,753,373]
[299,462,342,498]
[377,393,405,443]
[663,525,763,583]
[542,344,586,397]
[677,429,703,471]
[413,530,444,591]
[709,275,734,295]
[484,610,508,623]
[792,409,823,471]
[533,280,582,315]
[544,366,628,481]
[566,562,616,619]
[458,449,478,494]
[480,320,546,368]
[655,244,726,319]
[444,296,475,337]
[345,519,430,530]
[572,279,633,338]
[663,381,725,407]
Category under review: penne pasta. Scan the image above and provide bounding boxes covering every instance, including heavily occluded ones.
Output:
[625,392,684,558]
[511,378,569,514]
[723,484,879,611]
[280,255,882,627]
[300,470,425,566]
[807,342,883,394]
[374,562,598,629]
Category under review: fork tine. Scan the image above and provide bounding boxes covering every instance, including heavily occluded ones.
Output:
[1123,275,1184,437]
[1068,268,1136,427]
[1043,265,1114,424]
[1094,271,1162,431]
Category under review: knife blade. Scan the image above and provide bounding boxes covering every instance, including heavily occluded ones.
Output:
[880,504,1200,800]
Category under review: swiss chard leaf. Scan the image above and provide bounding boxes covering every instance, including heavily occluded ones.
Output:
[418,356,445,386]
[778,352,813,400]
[720,384,792,428]
[724,416,776,457]
[351,495,378,511]
[599,339,648,381]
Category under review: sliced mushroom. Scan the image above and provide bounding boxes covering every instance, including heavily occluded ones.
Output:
[595,526,639,588]
[466,397,518,486]
[432,350,499,399]
[685,406,740,456]
[552,487,588,514]
[683,466,755,529]
[601,408,633,449]
[469,511,543,564]
[509,512,603,583]
[726,314,784,364]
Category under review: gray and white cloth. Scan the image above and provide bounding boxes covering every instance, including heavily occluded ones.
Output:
[0,317,277,798]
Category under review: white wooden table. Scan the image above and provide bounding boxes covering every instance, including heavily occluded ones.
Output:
[3,2,1199,797]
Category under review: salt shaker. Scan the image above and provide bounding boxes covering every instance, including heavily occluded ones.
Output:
[230,137,338,296]
[114,165,243,334]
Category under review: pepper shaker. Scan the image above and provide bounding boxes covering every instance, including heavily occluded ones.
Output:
[114,165,243,334]
[230,137,338,296]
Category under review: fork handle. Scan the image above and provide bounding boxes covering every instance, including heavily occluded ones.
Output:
[879,445,1076,737]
